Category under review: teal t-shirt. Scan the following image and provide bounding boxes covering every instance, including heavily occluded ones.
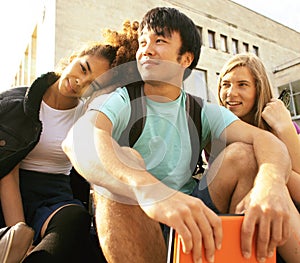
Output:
[91,87,238,194]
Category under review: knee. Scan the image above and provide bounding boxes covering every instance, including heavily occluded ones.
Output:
[224,142,257,171]
[53,205,91,230]
[225,142,252,157]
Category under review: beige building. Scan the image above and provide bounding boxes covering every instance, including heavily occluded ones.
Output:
[14,0,300,123]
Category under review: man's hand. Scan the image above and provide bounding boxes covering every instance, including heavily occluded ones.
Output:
[139,189,222,263]
[63,111,223,263]
[236,179,290,262]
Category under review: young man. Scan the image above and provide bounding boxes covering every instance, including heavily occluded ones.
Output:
[63,7,291,263]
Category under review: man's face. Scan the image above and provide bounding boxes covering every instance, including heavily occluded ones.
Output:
[136,27,188,87]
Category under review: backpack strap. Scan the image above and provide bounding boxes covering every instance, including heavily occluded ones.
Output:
[119,86,203,174]
[186,93,204,175]
[118,82,145,147]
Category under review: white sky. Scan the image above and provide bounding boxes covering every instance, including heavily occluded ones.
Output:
[0,0,42,91]
[0,0,299,90]
[231,0,300,32]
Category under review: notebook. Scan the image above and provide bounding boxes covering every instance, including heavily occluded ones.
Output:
[167,215,276,263]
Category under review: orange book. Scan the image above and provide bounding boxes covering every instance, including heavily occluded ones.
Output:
[167,215,276,263]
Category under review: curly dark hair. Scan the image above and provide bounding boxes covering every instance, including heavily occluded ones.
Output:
[57,21,141,95]
[102,20,139,67]
[89,20,141,91]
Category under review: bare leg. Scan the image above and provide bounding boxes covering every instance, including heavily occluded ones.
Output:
[206,143,300,262]
[206,142,258,213]
[94,192,166,263]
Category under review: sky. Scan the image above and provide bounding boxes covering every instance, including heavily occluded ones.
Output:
[231,0,300,32]
[0,0,42,91]
[0,0,299,90]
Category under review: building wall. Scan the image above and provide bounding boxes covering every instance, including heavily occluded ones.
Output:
[14,0,300,119]
[52,0,300,95]
[274,58,300,86]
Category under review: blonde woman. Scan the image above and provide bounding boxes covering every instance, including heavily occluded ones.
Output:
[218,52,300,263]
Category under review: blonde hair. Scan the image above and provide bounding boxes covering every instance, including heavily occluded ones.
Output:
[218,53,273,131]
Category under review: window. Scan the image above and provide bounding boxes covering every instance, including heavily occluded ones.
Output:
[14,25,37,87]
[208,30,216,49]
[220,35,228,52]
[242,42,249,52]
[253,45,259,56]
[232,39,238,54]
[197,26,203,46]
[183,69,208,100]
[278,80,300,118]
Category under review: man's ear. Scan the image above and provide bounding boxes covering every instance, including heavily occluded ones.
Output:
[181,52,194,68]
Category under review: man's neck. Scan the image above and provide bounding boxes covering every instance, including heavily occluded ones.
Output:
[143,82,182,102]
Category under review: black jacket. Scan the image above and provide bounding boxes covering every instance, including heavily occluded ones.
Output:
[0,72,59,178]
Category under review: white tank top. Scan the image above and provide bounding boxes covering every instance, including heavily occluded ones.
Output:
[20,100,84,175]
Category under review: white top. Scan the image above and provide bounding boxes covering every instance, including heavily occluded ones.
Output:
[20,100,84,175]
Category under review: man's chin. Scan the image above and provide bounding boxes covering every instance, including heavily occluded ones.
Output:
[140,73,182,88]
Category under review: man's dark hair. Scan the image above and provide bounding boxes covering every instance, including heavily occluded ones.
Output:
[140,7,202,78]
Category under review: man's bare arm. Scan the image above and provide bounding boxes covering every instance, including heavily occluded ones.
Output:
[222,120,291,261]
[62,110,222,263]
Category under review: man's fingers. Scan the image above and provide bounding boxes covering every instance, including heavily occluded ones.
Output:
[182,217,203,263]
[204,208,222,250]
[197,209,222,263]
[256,217,270,262]
[243,211,289,262]
[181,217,200,254]
[241,215,256,259]
[198,215,215,263]
[171,218,193,254]
[175,205,222,263]
[211,214,222,251]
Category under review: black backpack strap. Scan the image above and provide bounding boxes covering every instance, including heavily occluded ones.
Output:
[118,81,145,147]
[186,93,204,175]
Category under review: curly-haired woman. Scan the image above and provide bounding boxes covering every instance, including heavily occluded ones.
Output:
[0,20,139,262]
